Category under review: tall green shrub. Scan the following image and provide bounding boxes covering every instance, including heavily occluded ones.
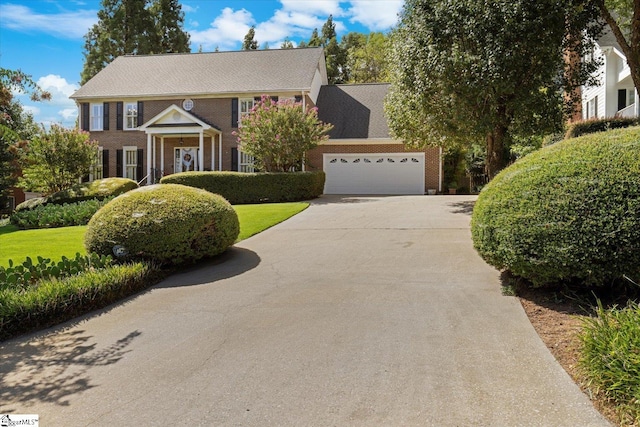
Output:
[18,125,98,194]
[471,127,640,287]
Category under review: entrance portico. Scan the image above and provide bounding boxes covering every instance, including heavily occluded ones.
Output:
[139,105,222,184]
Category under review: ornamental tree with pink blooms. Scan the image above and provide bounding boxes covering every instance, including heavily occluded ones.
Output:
[234,96,333,172]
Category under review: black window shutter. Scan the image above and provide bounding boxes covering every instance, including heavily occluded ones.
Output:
[137,101,144,126]
[294,95,303,103]
[618,89,627,111]
[231,98,238,127]
[271,96,278,102]
[81,103,89,131]
[102,149,109,178]
[116,102,123,130]
[231,147,238,171]
[116,149,123,177]
[137,149,144,181]
[103,102,109,130]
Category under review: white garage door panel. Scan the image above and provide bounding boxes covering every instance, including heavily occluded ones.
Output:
[324,153,425,195]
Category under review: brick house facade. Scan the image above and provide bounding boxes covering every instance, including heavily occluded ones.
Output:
[71,47,443,195]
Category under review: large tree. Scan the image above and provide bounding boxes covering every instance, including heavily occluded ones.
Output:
[81,0,190,84]
[345,32,390,83]
[0,69,48,208]
[597,0,640,98]
[385,0,601,179]
[150,0,190,54]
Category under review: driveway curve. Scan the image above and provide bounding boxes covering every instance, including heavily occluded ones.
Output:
[0,195,610,426]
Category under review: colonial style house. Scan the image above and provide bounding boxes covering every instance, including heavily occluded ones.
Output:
[582,29,639,120]
[70,47,442,195]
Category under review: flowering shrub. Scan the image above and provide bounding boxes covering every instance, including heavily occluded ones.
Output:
[18,124,98,194]
[234,96,333,172]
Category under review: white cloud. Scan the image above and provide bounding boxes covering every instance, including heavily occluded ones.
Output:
[181,3,198,13]
[22,105,41,117]
[189,7,255,51]
[347,0,403,31]
[280,0,344,16]
[60,108,78,121]
[0,3,97,39]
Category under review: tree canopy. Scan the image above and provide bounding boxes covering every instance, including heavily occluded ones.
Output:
[0,69,48,208]
[81,0,190,84]
[385,0,601,178]
[597,0,640,97]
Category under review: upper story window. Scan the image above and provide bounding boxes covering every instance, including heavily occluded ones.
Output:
[125,102,138,130]
[90,103,103,131]
[239,98,255,125]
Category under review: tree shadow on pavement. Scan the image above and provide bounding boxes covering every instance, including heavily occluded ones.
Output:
[0,328,141,412]
[447,200,476,215]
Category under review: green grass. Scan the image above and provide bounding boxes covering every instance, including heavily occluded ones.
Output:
[0,202,309,267]
[579,302,640,425]
[235,202,308,241]
[0,225,88,267]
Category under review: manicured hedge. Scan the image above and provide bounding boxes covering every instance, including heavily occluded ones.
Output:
[85,184,239,265]
[10,197,113,229]
[471,126,640,287]
[14,178,138,212]
[565,116,639,139]
[47,177,138,205]
[160,171,325,204]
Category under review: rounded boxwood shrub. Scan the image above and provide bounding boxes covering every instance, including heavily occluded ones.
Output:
[85,184,239,265]
[471,127,640,287]
[160,171,325,204]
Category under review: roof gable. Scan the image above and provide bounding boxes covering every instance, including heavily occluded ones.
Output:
[72,47,326,100]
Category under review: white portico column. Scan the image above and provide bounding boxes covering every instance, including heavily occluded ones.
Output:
[160,137,165,176]
[146,133,152,185]
[211,135,215,171]
[199,131,204,171]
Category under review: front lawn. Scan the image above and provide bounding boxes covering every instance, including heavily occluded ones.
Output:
[0,202,308,267]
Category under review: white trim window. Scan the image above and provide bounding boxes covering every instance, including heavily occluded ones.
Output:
[90,103,103,131]
[239,98,255,125]
[586,96,598,119]
[90,146,104,181]
[239,150,255,173]
[123,146,138,180]
[125,102,138,130]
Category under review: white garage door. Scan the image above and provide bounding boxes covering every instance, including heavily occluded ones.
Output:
[323,153,425,195]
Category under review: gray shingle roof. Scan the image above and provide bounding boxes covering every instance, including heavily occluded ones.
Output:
[316,83,391,139]
[71,47,325,99]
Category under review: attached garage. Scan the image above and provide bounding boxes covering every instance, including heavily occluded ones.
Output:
[323,153,425,195]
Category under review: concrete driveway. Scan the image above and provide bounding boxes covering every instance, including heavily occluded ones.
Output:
[0,195,610,426]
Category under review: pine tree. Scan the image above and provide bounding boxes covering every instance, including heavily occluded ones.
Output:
[308,29,322,47]
[281,38,294,49]
[320,16,346,84]
[81,0,191,84]
[150,0,190,53]
[242,26,259,50]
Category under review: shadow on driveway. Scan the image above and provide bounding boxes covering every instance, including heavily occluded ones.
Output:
[0,328,141,412]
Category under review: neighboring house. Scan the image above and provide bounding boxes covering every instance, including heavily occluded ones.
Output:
[70,47,442,195]
[582,29,639,120]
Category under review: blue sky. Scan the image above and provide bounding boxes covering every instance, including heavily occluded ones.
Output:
[0,0,404,128]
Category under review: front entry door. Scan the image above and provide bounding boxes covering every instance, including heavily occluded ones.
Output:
[175,147,199,173]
